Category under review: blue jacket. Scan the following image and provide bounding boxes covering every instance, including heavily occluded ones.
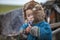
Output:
[19,21,52,40]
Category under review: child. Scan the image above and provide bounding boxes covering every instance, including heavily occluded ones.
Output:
[19,4,52,40]
[19,9,35,40]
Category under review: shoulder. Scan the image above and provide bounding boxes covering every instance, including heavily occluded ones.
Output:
[42,21,50,26]
[20,23,28,29]
[40,21,50,28]
[22,23,28,27]
[43,21,51,30]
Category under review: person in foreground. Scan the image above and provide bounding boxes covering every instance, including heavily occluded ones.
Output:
[19,4,52,40]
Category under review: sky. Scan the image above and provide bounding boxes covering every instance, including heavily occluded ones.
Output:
[0,0,47,5]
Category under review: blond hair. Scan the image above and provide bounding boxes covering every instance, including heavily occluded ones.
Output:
[33,4,45,23]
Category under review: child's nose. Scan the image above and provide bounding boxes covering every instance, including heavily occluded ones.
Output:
[30,18,33,19]
[30,15,34,18]
[30,16,34,19]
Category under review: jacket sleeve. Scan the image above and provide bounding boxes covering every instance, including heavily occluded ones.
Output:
[19,23,28,33]
[40,23,52,40]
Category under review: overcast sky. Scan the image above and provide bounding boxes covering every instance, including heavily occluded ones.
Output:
[0,0,47,5]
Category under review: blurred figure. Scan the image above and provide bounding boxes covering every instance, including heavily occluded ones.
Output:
[19,4,52,40]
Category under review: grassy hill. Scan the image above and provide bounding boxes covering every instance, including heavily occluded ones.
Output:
[0,5,23,14]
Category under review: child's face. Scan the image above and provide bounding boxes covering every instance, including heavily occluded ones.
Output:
[33,10,45,23]
[36,10,45,21]
[26,9,34,22]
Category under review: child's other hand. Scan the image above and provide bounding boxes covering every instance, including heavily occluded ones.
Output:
[25,26,32,33]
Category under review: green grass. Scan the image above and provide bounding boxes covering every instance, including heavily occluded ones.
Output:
[0,5,23,14]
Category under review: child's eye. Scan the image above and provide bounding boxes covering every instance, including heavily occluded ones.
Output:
[28,15,30,17]
[27,14,33,17]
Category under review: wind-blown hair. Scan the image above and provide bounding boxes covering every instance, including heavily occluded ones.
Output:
[33,4,45,23]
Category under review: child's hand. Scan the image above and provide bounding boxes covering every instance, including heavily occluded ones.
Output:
[25,25,32,33]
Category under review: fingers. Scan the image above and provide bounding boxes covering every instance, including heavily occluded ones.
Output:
[25,26,32,33]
